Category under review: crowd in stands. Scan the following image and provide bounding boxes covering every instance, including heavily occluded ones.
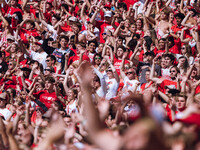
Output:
[0,0,200,149]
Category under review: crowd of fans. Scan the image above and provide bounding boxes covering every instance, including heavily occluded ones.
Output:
[0,0,200,149]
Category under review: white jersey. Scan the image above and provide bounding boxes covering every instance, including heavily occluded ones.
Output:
[105,77,119,100]
[65,100,78,115]
[123,77,139,93]
[30,51,48,69]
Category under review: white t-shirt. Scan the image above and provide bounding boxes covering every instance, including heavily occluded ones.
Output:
[65,100,78,115]
[123,76,139,93]
[105,77,119,100]
[30,51,48,69]
[161,68,171,80]
[0,108,12,120]
[94,68,107,98]
[47,24,58,40]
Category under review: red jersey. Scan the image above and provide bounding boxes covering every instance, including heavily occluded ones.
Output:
[159,79,177,93]
[19,28,39,43]
[12,76,32,90]
[33,90,60,109]
[114,57,129,75]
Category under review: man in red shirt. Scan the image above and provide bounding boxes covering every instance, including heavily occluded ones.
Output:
[17,19,39,43]
[90,9,115,43]
[4,64,32,90]
[33,76,61,109]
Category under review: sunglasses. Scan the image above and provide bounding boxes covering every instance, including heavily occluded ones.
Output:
[126,72,133,75]
[95,57,101,60]
[102,33,107,35]
[45,69,51,71]
[170,70,176,73]
[46,59,50,62]
[106,70,112,73]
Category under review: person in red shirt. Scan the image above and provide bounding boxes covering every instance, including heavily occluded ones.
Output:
[2,0,23,17]
[90,9,115,43]
[16,19,39,43]
[4,64,32,90]
[67,42,90,66]
[171,13,185,34]
[33,76,61,109]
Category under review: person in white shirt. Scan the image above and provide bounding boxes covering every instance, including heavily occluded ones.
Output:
[120,66,140,94]
[92,67,107,98]
[0,93,12,120]
[105,59,120,100]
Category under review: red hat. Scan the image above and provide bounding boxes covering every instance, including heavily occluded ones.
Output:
[104,2,111,8]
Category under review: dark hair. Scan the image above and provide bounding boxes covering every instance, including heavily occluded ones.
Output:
[163,53,175,62]
[59,35,69,42]
[118,2,127,11]
[144,36,152,51]
[13,11,23,23]
[88,40,98,47]
[52,14,61,21]
[159,38,166,42]
[26,20,35,28]
[61,4,69,12]
[167,36,175,47]
[117,45,126,52]
[5,17,11,25]
[175,13,185,20]
[93,75,100,83]
[47,55,56,63]
[45,76,55,83]
[127,39,137,50]
[76,42,86,48]
[170,66,180,74]
[132,33,140,39]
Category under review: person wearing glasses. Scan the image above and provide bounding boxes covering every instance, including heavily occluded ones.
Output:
[105,59,120,100]
[120,65,140,94]
[176,44,194,65]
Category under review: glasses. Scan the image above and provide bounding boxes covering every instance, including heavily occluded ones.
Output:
[106,70,112,73]
[45,69,51,71]
[102,33,107,35]
[126,72,133,75]
[95,57,101,60]
[0,98,4,101]
[73,84,80,88]
[170,70,176,73]
[46,59,50,62]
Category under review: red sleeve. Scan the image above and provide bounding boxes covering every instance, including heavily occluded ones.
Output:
[33,90,45,100]
[12,76,17,84]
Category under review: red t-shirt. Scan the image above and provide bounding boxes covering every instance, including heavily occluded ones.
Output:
[12,76,32,90]
[159,79,177,93]
[68,55,90,66]
[114,57,129,75]
[3,5,23,16]
[19,28,39,43]
[33,90,60,109]
[169,38,181,54]
[95,21,115,43]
